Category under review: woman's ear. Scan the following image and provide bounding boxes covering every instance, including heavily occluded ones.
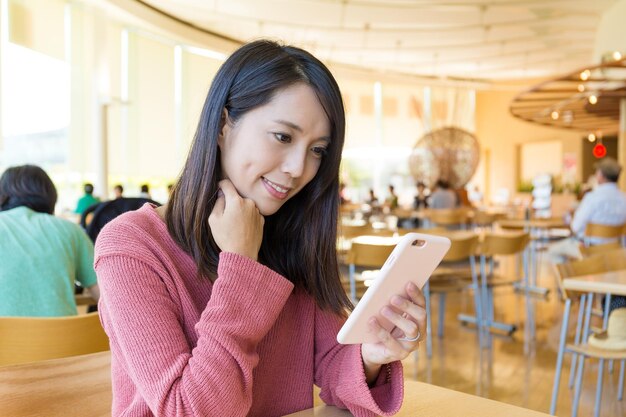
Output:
[217,108,231,148]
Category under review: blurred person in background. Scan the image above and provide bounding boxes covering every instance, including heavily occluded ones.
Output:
[429,179,457,209]
[413,181,429,210]
[75,182,100,215]
[0,165,99,316]
[139,183,151,199]
[467,185,483,207]
[113,184,124,199]
[548,157,626,312]
[384,184,399,211]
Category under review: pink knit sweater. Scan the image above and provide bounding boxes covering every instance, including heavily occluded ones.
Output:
[95,204,403,416]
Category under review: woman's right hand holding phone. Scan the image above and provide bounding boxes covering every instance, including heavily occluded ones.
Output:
[209,179,264,261]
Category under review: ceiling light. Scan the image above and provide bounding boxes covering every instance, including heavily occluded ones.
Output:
[613,51,622,61]
[577,84,585,92]
[550,111,559,120]
[588,133,596,142]
[589,95,598,105]
[580,70,591,81]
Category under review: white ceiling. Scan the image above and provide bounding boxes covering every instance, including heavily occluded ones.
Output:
[140,0,618,81]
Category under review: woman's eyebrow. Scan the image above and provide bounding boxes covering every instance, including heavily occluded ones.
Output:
[273,119,331,142]
[274,119,302,132]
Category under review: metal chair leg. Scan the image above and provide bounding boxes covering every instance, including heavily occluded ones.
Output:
[480,255,491,347]
[424,281,432,358]
[619,360,625,401]
[469,255,484,348]
[572,354,586,417]
[594,359,604,417]
[572,293,595,417]
[438,293,446,338]
[604,295,614,374]
[349,263,356,302]
[569,294,586,389]
[550,298,572,415]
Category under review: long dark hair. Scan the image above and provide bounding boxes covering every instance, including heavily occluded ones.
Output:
[0,165,58,214]
[166,40,352,315]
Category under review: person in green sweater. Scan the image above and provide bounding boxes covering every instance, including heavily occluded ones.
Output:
[0,165,99,316]
[75,182,100,214]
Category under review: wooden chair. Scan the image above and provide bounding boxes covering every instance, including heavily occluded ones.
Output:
[427,208,470,230]
[338,222,370,240]
[551,255,626,417]
[397,227,447,236]
[345,241,395,302]
[429,233,480,339]
[583,222,625,247]
[580,241,622,257]
[0,312,109,366]
[459,232,531,345]
[0,351,112,417]
[471,210,497,231]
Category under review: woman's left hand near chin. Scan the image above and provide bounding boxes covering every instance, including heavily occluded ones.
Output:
[360,282,427,382]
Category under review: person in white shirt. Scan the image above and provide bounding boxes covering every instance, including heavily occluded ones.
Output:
[548,157,626,264]
[429,179,457,209]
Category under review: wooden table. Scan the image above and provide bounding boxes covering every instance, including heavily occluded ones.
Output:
[285,380,550,416]
[0,351,112,417]
[550,269,626,415]
[563,270,626,297]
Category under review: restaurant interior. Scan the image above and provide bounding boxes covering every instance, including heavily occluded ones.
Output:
[1,0,626,416]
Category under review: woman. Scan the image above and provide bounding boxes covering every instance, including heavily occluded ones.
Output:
[95,40,426,417]
[0,165,99,316]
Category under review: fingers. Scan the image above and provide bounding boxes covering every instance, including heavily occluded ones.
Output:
[406,282,426,308]
[217,179,240,206]
[212,189,225,215]
[367,317,407,357]
[384,283,427,342]
[382,303,423,342]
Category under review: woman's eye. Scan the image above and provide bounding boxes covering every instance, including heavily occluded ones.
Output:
[273,133,291,143]
[312,146,328,158]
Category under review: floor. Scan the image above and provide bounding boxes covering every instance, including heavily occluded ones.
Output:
[390,254,626,417]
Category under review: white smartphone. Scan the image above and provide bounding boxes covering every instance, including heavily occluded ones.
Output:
[337,233,451,344]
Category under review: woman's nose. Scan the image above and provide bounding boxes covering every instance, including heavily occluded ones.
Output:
[281,147,307,178]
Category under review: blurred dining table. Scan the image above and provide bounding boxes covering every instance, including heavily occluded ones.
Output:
[285,380,550,417]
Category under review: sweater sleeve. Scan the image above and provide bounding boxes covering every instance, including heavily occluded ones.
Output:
[313,307,404,417]
[96,238,294,417]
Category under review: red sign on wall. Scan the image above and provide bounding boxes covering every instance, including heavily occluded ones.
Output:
[593,144,607,158]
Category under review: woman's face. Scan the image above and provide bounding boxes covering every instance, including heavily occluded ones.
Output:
[218,83,331,216]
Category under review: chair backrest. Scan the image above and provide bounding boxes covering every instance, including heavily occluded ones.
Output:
[603,247,626,271]
[398,227,447,236]
[428,208,469,226]
[444,233,480,262]
[339,222,371,240]
[557,256,607,280]
[346,242,395,268]
[555,255,608,300]
[584,222,625,239]
[472,210,497,226]
[85,197,161,242]
[580,241,622,257]
[0,312,109,366]
[479,232,530,256]
[0,351,112,416]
